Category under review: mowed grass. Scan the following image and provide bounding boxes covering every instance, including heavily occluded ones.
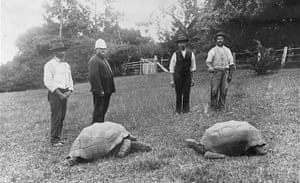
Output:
[0,69,299,183]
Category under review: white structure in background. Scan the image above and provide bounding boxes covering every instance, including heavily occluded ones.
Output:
[142,58,157,75]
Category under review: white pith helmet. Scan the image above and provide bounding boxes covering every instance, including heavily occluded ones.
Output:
[95,39,107,49]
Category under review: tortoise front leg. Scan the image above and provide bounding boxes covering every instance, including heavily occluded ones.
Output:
[64,156,79,166]
[204,151,226,159]
[295,169,300,183]
[116,139,131,158]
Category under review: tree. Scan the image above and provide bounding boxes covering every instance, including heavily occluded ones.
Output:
[158,0,203,55]
[43,0,93,38]
[0,0,164,92]
[201,0,300,50]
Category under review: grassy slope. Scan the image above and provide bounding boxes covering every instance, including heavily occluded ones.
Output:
[0,69,299,183]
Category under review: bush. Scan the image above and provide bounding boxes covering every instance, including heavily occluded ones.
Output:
[67,37,95,82]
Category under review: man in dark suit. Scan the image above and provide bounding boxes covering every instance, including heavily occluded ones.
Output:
[88,38,115,123]
[169,35,196,114]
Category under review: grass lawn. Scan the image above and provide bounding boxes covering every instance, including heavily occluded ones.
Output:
[0,69,299,183]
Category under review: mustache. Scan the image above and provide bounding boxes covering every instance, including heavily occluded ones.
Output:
[56,53,65,59]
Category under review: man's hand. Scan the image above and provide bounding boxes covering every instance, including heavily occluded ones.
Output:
[65,91,72,98]
[191,80,195,87]
[227,73,232,83]
[208,67,215,73]
[55,89,67,100]
[170,81,175,88]
[99,91,105,96]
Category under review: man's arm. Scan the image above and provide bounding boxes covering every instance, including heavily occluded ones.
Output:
[227,47,235,67]
[227,48,235,83]
[169,53,176,87]
[190,52,196,86]
[190,52,196,72]
[67,64,74,92]
[206,49,215,72]
[43,62,57,92]
[65,64,74,98]
[88,60,104,95]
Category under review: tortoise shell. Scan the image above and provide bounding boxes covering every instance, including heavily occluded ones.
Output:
[200,120,266,156]
[68,122,131,159]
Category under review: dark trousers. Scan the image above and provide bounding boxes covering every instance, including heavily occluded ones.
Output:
[92,93,111,123]
[48,88,68,144]
[174,72,191,113]
[211,70,228,110]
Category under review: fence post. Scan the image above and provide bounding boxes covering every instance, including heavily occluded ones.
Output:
[281,46,288,67]
[153,55,158,73]
[140,59,143,75]
[233,52,237,69]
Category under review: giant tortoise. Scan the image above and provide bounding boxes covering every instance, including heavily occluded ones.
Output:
[65,122,152,166]
[185,120,267,159]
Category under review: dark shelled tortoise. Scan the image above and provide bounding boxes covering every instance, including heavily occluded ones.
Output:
[65,122,152,166]
[185,120,267,159]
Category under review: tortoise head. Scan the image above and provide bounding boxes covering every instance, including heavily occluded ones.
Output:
[247,145,267,156]
[131,141,152,152]
[185,139,206,154]
[196,144,206,154]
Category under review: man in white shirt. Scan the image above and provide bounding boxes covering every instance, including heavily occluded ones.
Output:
[169,35,196,114]
[206,32,235,112]
[44,41,73,147]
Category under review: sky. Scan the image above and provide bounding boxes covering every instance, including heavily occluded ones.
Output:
[0,0,173,65]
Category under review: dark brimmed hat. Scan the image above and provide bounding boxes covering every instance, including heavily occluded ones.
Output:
[214,32,227,39]
[176,35,189,43]
[49,42,68,52]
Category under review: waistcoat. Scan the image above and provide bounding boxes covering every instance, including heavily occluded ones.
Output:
[175,50,192,74]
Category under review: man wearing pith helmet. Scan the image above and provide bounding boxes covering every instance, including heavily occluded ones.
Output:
[43,41,74,147]
[206,32,235,112]
[88,38,115,123]
[169,35,196,114]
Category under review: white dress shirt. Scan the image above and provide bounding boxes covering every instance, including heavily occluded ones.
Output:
[169,49,196,73]
[43,57,74,92]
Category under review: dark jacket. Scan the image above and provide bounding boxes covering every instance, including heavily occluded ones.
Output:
[88,54,116,95]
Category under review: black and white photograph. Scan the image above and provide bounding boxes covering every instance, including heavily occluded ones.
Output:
[1,0,299,182]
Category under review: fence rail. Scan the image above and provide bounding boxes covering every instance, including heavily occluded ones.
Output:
[121,58,170,75]
[121,46,300,76]
[234,46,300,68]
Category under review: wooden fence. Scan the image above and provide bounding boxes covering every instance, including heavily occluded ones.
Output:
[121,57,169,75]
[234,46,300,68]
[121,46,300,75]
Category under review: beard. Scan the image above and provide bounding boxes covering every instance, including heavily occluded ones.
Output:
[96,52,106,58]
[179,45,186,51]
